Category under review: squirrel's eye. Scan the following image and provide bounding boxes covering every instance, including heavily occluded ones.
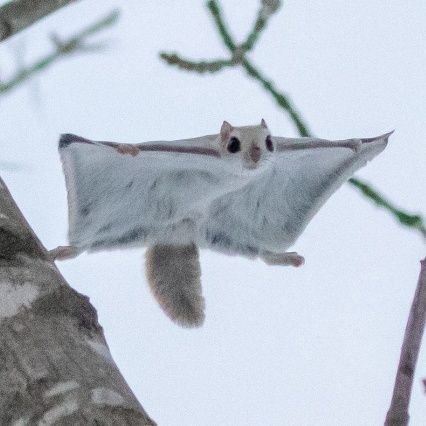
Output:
[265,135,274,152]
[227,137,241,153]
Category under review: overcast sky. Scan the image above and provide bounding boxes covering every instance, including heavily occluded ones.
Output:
[1,1,425,425]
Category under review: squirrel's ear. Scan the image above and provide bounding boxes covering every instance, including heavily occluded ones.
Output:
[221,120,233,142]
[260,118,268,129]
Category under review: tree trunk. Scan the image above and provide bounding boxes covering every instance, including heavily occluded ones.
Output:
[0,176,155,424]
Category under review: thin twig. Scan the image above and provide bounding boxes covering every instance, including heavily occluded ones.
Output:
[0,9,119,95]
[385,258,426,426]
[207,0,236,51]
[241,58,310,136]
[159,0,425,239]
[160,53,234,74]
[0,0,82,43]
[350,178,426,238]
[240,0,282,53]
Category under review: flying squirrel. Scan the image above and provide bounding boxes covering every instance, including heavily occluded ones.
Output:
[51,119,391,327]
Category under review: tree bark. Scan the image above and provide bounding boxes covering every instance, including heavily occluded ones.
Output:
[0,176,155,424]
[0,0,82,43]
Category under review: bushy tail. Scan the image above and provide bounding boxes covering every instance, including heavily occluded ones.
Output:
[145,243,205,327]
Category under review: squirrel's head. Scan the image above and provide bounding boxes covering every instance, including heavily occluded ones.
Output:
[219,119,275,171]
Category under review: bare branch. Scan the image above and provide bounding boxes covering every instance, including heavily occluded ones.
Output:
[241,57,311,136]
[0,175,156,424]
[206,0,236,51]
[240,0,281,53]
[0,10,119,96]
[0,0,82,43]
[350,178,426,239]
[385,258,426,426]
[160,52,234,74]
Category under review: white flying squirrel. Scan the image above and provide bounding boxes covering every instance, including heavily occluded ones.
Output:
[53,119,391,327]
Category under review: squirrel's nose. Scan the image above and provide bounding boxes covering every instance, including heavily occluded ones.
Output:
[250,145,261,163]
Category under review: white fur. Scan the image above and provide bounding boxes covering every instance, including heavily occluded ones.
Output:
[60,135,252,251]
[59,126,389,259]
[145,243,204,327]
[197,133,389,255]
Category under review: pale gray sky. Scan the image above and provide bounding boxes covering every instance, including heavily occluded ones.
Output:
[1,1,425,425]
